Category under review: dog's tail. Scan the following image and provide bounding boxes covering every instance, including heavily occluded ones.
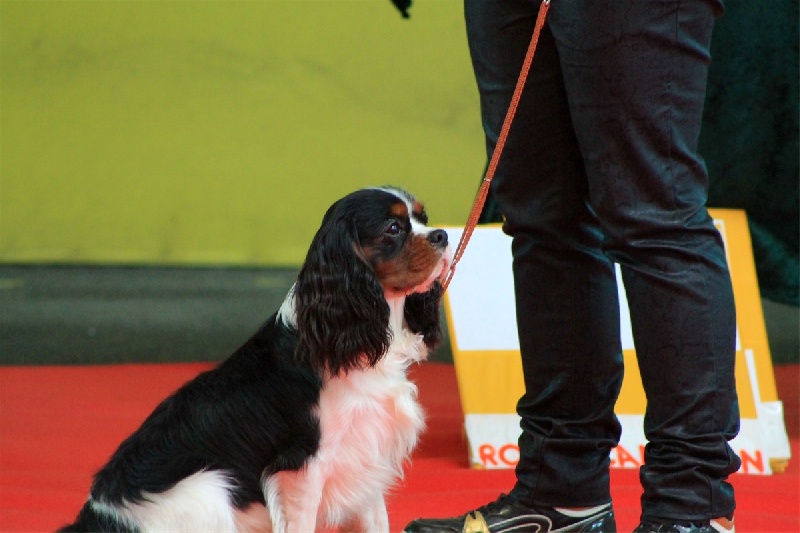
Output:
[58,500,133,533]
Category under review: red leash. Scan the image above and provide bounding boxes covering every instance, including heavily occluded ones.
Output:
[441,0,551,293]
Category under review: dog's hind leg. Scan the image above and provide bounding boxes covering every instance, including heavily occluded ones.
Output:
[108,471,238,532]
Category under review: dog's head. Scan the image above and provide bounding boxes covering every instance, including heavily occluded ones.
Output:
[292,187,451,376]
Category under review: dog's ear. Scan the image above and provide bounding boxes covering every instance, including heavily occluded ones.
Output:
[293,207,390,375]
[404,281,443,349]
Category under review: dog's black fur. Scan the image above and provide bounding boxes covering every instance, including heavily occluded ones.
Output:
[60,188,445,532]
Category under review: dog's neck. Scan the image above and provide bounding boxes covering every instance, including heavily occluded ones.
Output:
[384,292,407,338]
[277,284,424,370]
[278,284,411,336]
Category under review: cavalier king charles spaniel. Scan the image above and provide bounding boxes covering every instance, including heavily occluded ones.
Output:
[61,187,451,533]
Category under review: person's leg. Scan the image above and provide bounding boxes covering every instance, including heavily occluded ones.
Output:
[549,0,740,523]
[467,0,624,508]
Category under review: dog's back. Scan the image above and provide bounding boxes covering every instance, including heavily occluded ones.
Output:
[60,314,322,532]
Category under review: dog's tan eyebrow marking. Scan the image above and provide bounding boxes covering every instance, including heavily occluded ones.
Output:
[411,201,425,217]
[390,202,409,218]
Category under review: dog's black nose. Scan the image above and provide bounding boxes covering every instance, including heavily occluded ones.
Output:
[427,229,448,248]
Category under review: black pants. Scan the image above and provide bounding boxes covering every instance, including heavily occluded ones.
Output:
[465,0,741,522]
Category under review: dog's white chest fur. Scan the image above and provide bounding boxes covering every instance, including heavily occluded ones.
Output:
[263,329,426,532]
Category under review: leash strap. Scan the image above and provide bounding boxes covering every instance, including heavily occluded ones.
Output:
[442,0,551,292]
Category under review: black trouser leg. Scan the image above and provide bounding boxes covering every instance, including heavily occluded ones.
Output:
[465,0,740,519]
[465,0,623,508]
[548,0,740,521]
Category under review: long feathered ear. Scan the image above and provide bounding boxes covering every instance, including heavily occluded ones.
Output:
[293,209,390,376]
[404,281,443,349]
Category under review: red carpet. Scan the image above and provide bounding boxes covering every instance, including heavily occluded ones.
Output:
[1,362,797,532]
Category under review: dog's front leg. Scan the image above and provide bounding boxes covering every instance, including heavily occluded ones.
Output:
[263,465,323,533]
[342,495,389,533]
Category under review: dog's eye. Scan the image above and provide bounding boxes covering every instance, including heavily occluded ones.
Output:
[385,222,402,236]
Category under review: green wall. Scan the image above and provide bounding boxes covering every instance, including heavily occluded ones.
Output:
[0,0,483,266]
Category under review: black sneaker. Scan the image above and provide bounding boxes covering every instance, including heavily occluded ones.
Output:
[403,493,616,532]
[633,517,734,533]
